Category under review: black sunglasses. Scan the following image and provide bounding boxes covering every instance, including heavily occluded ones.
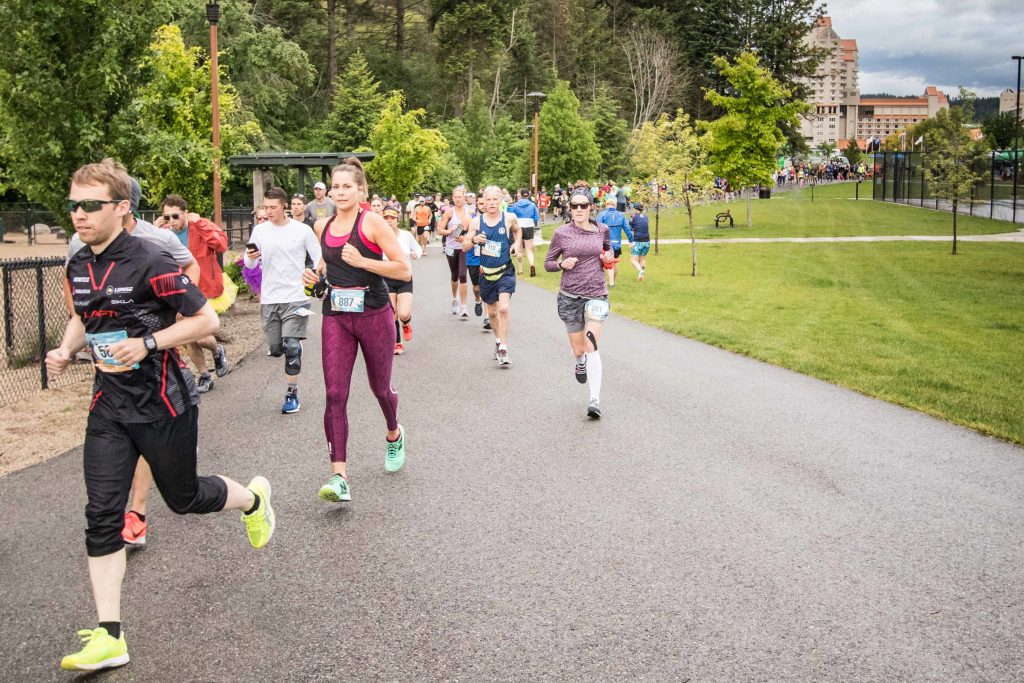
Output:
[570,202,590,209]
[162,213,182,221]
[66,199,123,213]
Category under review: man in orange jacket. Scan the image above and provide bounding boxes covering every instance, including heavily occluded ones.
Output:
[157,195,230,393]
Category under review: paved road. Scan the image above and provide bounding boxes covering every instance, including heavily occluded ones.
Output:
[3,249,1023,681]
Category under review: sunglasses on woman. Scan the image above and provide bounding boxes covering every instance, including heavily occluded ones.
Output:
[570,202,590,209]
[66,199,124,213]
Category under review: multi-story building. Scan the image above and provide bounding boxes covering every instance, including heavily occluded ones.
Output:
[798,16,860,147]
[856,87,949,141]
[999,89,1023,119]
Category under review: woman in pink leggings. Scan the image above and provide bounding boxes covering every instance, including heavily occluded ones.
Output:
[303,157,412,503]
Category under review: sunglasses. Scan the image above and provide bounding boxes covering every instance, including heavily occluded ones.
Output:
[162,213,182,221]
[570,202,590,209]
[66,199,123,213]
[292,194,305,200]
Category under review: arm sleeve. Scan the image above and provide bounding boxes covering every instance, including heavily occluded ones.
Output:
[194,218,228,254]
[305,226,323,265]
[544,232,564,272]
[145,252,207,317]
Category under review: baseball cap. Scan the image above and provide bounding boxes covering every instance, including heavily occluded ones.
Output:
[129,177,142,215]
[383,207,399,218]
[313,181,327,190]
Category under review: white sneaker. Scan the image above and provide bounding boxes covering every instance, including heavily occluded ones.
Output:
[459,306,469,318]
[498,345,510,366]
[450,298,459,314]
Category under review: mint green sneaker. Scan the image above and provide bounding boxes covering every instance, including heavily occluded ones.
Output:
[241,476,275,548]
[60,627,129,671]
[318,474,351,502]
[385,424,406,473]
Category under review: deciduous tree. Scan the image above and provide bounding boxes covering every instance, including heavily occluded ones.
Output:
[367,92,448,200]
[702,52,806,227]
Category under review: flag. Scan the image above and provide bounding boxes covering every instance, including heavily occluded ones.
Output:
[915,135,924,145]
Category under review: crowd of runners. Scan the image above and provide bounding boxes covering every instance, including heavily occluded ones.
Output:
[44,157,652,672]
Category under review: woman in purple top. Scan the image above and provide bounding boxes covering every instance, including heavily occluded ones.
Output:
[544,190,613,419]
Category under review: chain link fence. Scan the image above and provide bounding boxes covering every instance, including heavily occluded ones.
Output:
[1,257,92,406]
[872,151,1024,224]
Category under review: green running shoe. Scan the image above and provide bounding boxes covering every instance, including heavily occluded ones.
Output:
[241,476,275,548]
[60,627,129,671]
[385,424,406,473]
[318,474,351,502]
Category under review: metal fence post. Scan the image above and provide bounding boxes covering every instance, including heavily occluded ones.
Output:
[36,263,47,389]
[2,264,12,354]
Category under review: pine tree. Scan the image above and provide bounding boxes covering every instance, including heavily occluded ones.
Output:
[320,50,385,152]
[582,84,631,180]
[537,80,600,188]
[449,80,492,192]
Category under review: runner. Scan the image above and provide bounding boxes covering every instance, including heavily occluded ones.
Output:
[370,196,384,215]
[461,186,521,365]
[383,206,421,355]
[305,181,336,222]
[290,193,315,228]
[413,197,432,256]
[628,203,651,281]
[509,188,540,277]
[465,194,489,329]
[65,177,199,550]
[50,159,274,672]
[596,196,632,288]
[538,186,550,223]
[436,185,471,318]
[303,157,410,503]
[244,187,323,414]
[544,189,613,418]
[155,195,230,393]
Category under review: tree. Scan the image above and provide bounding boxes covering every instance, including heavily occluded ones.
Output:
[843,138,862,166]
[0,1,174,222]
[816,141,837,160]
[114,25,264,216]
[366,92,447,200]
[620,21,688,129]
[981,112,1019,150]
[536,80,600,188]
[320,50,386,152]
[447,80,492,192]
[702,52,806,226]
[582,84,632,180]
[923,89,986,255]
[483,114,529,189]
[632,110,714,274]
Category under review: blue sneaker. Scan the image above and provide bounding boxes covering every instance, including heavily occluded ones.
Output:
[281,390,299,414]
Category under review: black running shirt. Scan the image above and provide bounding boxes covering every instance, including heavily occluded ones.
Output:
[67,229,207,423]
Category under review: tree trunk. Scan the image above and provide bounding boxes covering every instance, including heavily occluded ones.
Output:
[952,199,958,255]
[327,0,337,95]
[395,0,405,54]
[746,192,752,227]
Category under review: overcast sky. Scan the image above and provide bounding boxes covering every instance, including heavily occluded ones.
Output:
[824,0,1024,97]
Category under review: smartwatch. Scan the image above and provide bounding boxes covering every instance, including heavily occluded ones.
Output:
[143,334,158,354]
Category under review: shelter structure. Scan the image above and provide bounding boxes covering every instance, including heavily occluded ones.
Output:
[228,152,376,208]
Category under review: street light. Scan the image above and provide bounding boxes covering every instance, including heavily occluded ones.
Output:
[1012,56,1022,224]
[526,91,546,199]
[207,1,222,226]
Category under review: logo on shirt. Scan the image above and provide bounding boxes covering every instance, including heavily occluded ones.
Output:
[499,228,506,235]
[84,309,119,318]
[73,277,89,284]
[181,276,190,285]
[110,299,134,305]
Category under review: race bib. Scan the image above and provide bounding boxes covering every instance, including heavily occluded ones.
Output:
[444,247,455,257]
[584,299,610,322]
[482,240,502,257]
[86,330,139,372]
[330,287,366,313]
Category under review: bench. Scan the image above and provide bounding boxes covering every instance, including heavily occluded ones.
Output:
[714,210,734,228]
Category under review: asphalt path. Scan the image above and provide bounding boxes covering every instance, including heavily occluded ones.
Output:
[2,245,1023,681]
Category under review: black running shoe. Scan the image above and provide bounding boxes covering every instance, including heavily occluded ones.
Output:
[483,318,491,331]
[197,372,214,393]
[213,345,230,377]
[575,359,588,384]
[474,301,483,317]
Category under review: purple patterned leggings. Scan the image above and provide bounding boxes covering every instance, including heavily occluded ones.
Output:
[322,307,399,463]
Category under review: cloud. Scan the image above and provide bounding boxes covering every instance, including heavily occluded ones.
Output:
[823,0,1023,96]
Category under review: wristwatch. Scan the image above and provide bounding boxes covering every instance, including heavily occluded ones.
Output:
[143,334,158,354]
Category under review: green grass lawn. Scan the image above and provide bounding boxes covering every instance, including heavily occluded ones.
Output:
[531,241,1024,444]
[645,181,1020,239]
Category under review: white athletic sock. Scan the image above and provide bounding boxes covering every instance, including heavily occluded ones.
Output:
[587,350,602,401]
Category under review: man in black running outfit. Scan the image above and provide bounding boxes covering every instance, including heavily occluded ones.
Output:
[47,159,276,673]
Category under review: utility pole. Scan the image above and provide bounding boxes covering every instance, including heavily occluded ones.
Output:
[207,1,222,226]
[1012,56,1022,224]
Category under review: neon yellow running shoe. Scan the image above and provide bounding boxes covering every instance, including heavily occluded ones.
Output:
[60,627,128,671]
[385,424,406,473]
[241,476,275,548]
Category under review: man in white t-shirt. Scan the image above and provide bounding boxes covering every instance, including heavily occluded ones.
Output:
[244,187,322,414]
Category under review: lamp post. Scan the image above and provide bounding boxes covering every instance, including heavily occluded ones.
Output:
[1012,56,1022,224]
[207,1,222,226]
[526,91,546,200]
